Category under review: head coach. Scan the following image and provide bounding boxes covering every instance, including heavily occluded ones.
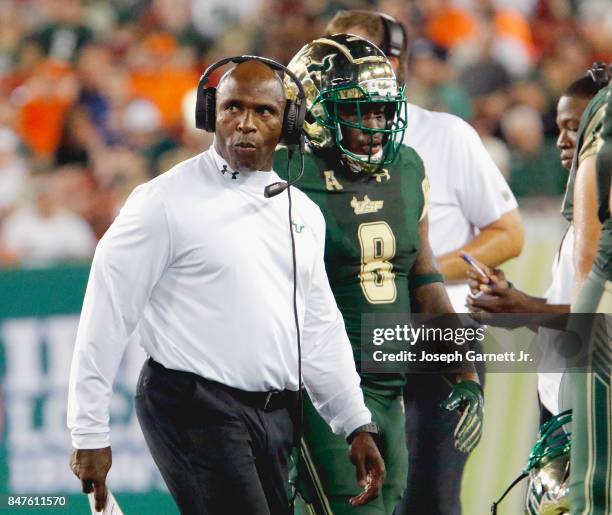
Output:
[67,57,385,515]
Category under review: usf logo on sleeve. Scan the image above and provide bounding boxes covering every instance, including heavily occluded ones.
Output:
[292,221,305,234]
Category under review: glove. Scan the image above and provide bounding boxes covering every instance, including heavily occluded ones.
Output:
[440,380,484,453]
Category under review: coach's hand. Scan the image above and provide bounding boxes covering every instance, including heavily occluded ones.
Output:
[441,380,484,453]
[70,447,112,512]
[348,433,386,506]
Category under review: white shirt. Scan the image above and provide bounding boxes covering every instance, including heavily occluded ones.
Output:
[67,147,371,449]
[1,204,96,267]
[404,103,518,311]
[537,225,575,415]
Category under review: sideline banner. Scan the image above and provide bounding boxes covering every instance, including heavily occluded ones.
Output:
[0,265,177,514]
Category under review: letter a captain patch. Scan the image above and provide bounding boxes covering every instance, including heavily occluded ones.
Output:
[323,170,343,191]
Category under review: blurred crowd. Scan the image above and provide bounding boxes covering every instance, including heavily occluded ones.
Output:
[0,0,611,268]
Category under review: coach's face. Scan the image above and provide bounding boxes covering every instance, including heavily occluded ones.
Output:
[214,61,286,172]
[556,95,590,170]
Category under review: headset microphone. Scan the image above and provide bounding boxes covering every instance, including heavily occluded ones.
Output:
[264,146,306,198]
[264,182,288,198]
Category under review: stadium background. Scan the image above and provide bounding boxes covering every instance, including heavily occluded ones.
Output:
[0,0,610,513]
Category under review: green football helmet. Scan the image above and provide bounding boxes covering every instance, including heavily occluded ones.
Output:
[285,33,408,173]
[525,410,571,515]
[491,410,571,515]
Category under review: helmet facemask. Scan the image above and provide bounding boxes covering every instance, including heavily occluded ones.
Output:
[313,80,408,173]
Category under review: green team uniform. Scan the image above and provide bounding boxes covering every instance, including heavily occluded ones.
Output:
[274,145,428,514]
[561,84,612,515]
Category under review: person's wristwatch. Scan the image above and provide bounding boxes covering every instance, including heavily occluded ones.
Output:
[346,422,380,444]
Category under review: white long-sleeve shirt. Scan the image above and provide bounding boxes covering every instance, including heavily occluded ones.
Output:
[67,146,371,449]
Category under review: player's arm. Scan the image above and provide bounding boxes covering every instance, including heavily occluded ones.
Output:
[437,209,524,281]
[410,215,484,453]
[301,209,385,505]
[68,186,172,511]
[465,260,569,332]
[410,214,484,368]
[573,154,601,302]
[410,214,460,314]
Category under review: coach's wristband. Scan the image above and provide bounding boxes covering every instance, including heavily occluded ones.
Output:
[410,273,445,289]
[346,422,380,444]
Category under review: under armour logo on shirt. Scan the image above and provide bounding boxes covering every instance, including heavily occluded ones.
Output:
[220,164,239,180]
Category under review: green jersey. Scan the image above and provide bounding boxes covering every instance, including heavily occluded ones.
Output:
[562,87,609,222]
[274,146,428,389]
[567,87,612,512]
[594,84,612,279]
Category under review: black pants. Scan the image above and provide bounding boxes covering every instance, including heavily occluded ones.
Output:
[135,359,295,515]
[396,344,486,515]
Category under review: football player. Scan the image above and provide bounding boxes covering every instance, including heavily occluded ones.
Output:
[565,78,611,515]
[274,34,484,515]
[479,67,612,515]
[468,67,610,515]
[324,11,524,515]
[467,67,610,422]
[565,63,611,302]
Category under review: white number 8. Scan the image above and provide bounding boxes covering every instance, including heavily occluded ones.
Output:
[358,221,397,304]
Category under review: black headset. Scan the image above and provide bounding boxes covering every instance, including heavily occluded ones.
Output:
[378,12,407,58]
[195,55,307,149]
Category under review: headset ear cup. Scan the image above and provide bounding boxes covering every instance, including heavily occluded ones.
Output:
[196,87,216,132]
[281,100,306,147]
[203,88,216,132]
[281,101,299,145]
